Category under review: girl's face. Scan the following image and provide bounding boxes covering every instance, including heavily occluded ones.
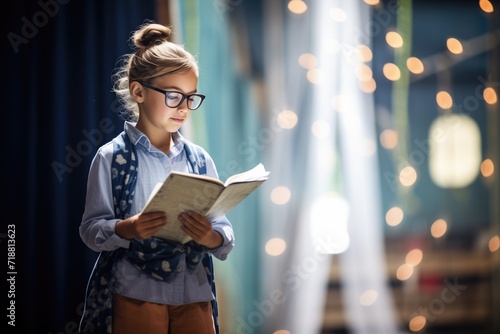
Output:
[137,69,199,134]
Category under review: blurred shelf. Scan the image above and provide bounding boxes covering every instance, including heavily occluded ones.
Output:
[321,235,499,333]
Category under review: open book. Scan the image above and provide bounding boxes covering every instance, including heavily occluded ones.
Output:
[141,163,270,244]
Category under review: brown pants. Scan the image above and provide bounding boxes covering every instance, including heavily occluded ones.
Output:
[112,294,215,334]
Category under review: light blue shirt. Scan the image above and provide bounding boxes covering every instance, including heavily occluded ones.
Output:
[80,121,235,305]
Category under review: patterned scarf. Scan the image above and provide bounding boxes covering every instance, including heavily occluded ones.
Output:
[79,131,219,333]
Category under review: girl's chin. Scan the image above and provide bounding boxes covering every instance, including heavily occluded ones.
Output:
[162,124,182,133]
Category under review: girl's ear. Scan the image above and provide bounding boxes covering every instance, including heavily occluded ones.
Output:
[130,81,145,103]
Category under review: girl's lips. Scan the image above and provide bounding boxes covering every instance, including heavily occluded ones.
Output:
[171,117,184,123]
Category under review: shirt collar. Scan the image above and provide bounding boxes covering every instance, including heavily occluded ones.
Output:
[123,121,186,157]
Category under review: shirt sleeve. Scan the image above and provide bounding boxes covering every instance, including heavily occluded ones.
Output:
[203,150,235,261]
[79,145,131,252]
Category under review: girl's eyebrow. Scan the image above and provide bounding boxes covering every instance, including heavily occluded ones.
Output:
[161,86,198,94]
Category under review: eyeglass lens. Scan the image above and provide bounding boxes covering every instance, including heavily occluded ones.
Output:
[166,92,203,110]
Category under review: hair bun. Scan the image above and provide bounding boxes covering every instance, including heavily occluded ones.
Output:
[133,23,171,49]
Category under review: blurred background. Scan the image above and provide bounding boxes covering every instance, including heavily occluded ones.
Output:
[3,0,499,333]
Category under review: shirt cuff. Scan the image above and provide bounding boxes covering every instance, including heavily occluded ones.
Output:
[95,219,131,250]
[209,225,234,260]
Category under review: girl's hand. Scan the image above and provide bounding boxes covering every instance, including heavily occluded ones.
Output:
[115,212,167,240]
[178,211,223,249]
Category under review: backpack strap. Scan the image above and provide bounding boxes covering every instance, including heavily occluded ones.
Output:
[80,131,137,333]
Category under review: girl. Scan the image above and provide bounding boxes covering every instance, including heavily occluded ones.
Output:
[79,22,234,334]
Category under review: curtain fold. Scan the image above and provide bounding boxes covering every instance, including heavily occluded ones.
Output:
[4,1,156,332]
[171,1,264,332]
[335,2,400,333]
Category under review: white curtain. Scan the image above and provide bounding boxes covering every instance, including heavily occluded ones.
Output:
[261,1,399,333]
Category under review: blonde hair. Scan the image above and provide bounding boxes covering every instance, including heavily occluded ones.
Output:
[113,22,199,121]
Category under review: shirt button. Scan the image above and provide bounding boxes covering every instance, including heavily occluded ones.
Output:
[176,266,182,272]
[166,166,171,172]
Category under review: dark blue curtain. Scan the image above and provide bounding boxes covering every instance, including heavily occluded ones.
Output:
[3,1,156,332]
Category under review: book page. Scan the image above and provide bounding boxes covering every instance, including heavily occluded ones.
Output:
[206,180,266,220]
[224,163,270,186]
[142,173,224,243]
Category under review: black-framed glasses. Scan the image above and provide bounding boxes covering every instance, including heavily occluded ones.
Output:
[138,81,206,110]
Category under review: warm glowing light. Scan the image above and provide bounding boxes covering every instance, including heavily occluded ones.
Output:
[329,8,347,22]
[386,31,403,48]
[399,166,417,187]
[407,57,424,74]
[429,114,482,188]
[383,63,401,81]
[277,110,298,129]
[273,331,291,334]
[271,186,291,205]
[409,315,427,332]
[265,238,287,256]
[447,38,463,54]
[359,289,378,306]
[356,64,373,82]
[386,207,404,226]
[481,159,495,177]
[431,219,448,238]
[406,249,423,266]
[363,0,380,5]
[489,235,500,252]
[288,0,307,14]
[359,78,377,93]
[309,193,350,254]
[357,44,373,62]
[298,53,317,69]
[436,91,453,109]
[380,129,398,149]
[483,87,498,104]
[311,120,330,138]
[307,68,325,84]
[479,0,494,13]
[396,263,414,281]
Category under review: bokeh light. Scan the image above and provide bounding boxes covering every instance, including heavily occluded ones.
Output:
[480,158,495,177]
[406,249,423,266]
[298,53,318,69]
[431,219,448,238]
[407,57,424,74]
[359,289,378,306]
[436,91,453,109]
[311,120,330,138]
[288,0,307,14]
[483,87,498,104]
[386,207,404,226]
[386,31,404,48]
[265,238,287,256]
[329,8,348,22]
[357,44,373,62]
[277,110,299,129]
[307,68,325,84]
[446,37,463,54]
[380,129,398,149]
[271,186,291,205]
[396,263,414,281]
[479,0,494,13]
[383,63,401,81]
[399,166,417,187]
[409,315,427,332]
[489,236,500,252]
